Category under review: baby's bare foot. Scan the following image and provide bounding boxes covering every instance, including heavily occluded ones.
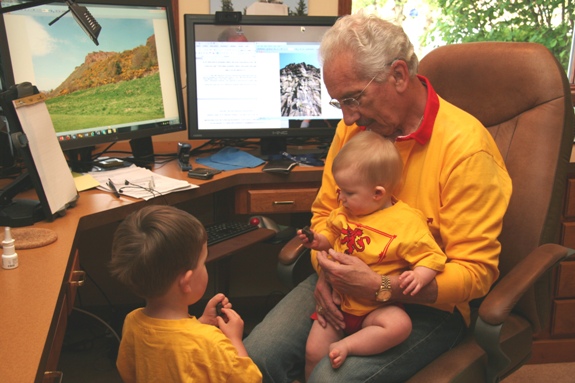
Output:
[329,341,349,369]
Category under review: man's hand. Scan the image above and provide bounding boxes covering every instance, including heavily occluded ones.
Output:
[317,249,381,302]
[313,268,345,330]
[316,249,439,307]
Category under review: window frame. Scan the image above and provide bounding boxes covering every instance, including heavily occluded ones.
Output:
[568,29,575,105]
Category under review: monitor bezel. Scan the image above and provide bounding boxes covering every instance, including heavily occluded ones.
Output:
[184,14,339,143]
[0,0,186,153]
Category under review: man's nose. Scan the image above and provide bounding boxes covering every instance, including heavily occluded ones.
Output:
[341,108,361,126]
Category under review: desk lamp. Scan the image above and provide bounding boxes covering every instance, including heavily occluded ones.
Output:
[0,0,101,45]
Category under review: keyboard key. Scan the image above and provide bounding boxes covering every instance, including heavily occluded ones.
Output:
[206,221,258,246]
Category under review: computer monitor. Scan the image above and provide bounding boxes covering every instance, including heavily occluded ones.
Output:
[184,14,341,156]
[0,0,185,167]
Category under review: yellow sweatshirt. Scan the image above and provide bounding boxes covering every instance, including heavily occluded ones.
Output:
[310,76,512,325]
[322,200,447,316]
[117,308,262,383]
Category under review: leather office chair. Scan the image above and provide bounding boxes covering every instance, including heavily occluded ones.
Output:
[277,42,575,382]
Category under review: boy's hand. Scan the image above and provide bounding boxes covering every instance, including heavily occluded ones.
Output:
[199,293,231,325]
[216,307,245,342]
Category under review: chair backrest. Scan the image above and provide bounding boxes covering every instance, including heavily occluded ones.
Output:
[419,42,575,331]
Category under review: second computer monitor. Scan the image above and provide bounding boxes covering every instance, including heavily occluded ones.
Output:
[185,14,341,154]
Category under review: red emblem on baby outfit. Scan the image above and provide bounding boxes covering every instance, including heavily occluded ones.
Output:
[340,225,371,254]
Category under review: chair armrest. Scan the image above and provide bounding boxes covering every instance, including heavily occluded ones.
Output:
[478,243,572,326]
[277,236,314,289]
[278,236,308,266]
[471,243,572,382]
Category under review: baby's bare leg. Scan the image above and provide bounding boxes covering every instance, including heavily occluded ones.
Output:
[306,319,343,380]
[329,305,412,369]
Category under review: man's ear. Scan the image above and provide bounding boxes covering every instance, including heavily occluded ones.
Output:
[390,60,409,91]
[374,186,387,200]
[179,270,194,293]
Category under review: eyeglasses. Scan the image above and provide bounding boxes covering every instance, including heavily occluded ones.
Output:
[329,75,378,110]
[329,59,401,110]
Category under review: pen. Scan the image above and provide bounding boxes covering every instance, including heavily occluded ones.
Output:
[107,178,120,198]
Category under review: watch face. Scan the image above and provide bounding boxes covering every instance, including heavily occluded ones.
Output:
[377,290,392,302]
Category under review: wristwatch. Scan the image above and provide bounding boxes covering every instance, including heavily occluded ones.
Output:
[375,275,392,302]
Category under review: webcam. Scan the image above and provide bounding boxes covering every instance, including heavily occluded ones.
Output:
[215,11,242,24]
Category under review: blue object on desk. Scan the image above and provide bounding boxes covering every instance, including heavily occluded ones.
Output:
[196,147,265,170]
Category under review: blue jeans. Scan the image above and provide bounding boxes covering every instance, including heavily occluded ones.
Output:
[244,273,466,383]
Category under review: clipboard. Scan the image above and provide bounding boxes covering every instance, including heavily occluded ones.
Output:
[0,83,78,225]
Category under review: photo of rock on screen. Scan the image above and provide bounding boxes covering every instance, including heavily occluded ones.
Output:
[280,53,322,118]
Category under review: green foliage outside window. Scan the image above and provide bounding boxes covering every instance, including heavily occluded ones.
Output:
[221,0,234,12]
[353,0,574,71]
[429,0,574,70]
[289,0,308,16]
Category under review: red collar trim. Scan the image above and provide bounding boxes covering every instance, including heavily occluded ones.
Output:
[395,75,439,145]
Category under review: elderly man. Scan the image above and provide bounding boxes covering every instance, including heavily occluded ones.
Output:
[245,11,512,383]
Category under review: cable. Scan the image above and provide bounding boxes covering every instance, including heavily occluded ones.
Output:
[73,307,121,344]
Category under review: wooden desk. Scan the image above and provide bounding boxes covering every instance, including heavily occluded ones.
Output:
[0,143,322,383]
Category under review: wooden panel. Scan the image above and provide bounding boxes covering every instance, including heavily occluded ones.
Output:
[562,221,575,249]
[551,300,575,336]
[565,178,575,217]
[235,184,319,214]
[42,297,67,382]
[243,188,317,214]
[531,337,575,363]
[556,261,575,298]
[66,249,84,315]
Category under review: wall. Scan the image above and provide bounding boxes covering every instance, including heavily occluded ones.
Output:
[155,0,338,143]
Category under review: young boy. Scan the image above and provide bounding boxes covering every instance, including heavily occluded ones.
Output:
[109,205,262,382]
[299,131,447,379]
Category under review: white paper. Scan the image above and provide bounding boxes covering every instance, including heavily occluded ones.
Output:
[89,165,198,201]
[13,95,78,216]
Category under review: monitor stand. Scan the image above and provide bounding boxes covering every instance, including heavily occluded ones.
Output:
[260,137,287,158]
[125,136,155,168]
[66,146,95,173]
[255,137,327,161]
[64,137,156,172]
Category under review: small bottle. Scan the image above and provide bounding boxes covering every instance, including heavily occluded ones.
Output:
[2,227,18,270]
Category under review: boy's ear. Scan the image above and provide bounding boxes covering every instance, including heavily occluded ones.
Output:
[178,270,194,293]
[374,186,386,200]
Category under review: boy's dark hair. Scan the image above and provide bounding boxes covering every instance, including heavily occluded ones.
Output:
[109,205,207,298]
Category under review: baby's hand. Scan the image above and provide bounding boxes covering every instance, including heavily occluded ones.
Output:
[298,226,315,247]
[399,271,422,296]
[200,293,231,325]
[217,307,245,342]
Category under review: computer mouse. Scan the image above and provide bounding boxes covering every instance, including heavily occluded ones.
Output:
[248,215,280,233]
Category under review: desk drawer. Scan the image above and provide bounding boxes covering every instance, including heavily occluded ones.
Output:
[565,178,575,218]
[556,261,575,298]
[236,186,318,214]
[562,221,575,249]
[552,299,575,336]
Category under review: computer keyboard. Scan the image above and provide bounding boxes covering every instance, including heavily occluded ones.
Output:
[206,221,258,246]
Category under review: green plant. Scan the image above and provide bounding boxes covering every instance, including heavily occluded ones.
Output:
[221,0,234,12]
[428,0,574,70]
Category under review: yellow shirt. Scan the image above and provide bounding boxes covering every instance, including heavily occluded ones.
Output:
[323,200,446,316]
[311,76,512,325]
[117,308,262,383]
